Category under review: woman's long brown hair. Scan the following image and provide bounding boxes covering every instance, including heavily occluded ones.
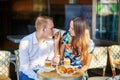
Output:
[72,17,90,65]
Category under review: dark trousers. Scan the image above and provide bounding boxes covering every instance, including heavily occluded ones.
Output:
[19,69,38,80]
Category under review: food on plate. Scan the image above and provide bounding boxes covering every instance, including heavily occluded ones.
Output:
[67,67,74,74]
[57,65,75,75]
[58,66,67,74]
[64,58,70,66]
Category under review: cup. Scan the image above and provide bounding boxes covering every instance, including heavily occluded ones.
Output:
[64,58,70,66]
[45,60,51,68]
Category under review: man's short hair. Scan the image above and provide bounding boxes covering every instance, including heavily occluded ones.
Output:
[35,16,53,30]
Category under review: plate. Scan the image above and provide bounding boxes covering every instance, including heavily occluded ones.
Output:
[56,65,77,77]
[57,72,73,77]
[44,66,55,72]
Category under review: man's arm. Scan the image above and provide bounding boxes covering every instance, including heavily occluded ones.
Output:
[19,40,38,80]
[51,31,61,65]
[54,31,61,55]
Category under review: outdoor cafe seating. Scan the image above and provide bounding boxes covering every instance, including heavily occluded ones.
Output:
[14,45,120,80]
[0,51,11,80]
[7,27,120,80]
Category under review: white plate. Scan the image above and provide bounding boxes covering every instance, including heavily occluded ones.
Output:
[57,72,73,77]
[44,67,55,72]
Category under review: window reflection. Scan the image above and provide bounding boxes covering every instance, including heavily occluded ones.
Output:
[95,0,119,42]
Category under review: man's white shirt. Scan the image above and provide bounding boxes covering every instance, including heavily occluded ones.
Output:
[19,32,54,80]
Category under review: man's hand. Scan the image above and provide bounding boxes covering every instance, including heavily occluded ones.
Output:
[53,31,61,65]
[51,55,60,66]
[54,31,61,44]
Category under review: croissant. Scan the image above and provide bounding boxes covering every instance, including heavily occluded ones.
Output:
[58,66,67,74]
[67,67,74,74]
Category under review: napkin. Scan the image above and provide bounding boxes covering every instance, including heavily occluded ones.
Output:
[38,66,45,72]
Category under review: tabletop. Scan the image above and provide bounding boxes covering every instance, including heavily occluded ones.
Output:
[37,69,84,80]
[0,75,11,80]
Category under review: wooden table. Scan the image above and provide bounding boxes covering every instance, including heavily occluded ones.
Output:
[37,70,84,80]
[0,75,11,80]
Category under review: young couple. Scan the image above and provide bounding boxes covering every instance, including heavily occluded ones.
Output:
[19,16,94,80]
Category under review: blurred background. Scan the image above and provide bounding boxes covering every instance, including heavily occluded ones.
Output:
[0,0,92,41]
[0,0,120,80]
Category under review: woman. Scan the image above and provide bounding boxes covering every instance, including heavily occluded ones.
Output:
[60,17,94,78]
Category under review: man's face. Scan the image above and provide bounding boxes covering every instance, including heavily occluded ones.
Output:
[44,19,54,39]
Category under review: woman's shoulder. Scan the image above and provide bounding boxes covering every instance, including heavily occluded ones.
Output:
[89,39,95,54]
[61,31,72,44]
[63,31,70,36]
[89,39,94,46]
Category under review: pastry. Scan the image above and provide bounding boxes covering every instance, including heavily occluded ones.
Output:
[67,67,74,74]
[58,66,67,74]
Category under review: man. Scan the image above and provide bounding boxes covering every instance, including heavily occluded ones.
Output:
[19,16,60,80]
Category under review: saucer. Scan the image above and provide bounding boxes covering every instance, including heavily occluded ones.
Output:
[44,67,55,72]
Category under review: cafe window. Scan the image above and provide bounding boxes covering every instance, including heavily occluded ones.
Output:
[92,0,120,42]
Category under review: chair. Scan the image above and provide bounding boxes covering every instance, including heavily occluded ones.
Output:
[0,50,11,78]
[88,46,108,79]
[14,49,19,80]
[10,53,16,71]
[108,45,120,76]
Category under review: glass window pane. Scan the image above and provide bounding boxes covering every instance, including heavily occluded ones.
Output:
[95,0,119,42]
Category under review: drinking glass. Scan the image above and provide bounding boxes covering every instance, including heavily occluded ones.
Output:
[45,59,51,68]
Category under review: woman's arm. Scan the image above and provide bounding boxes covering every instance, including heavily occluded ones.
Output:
[80,39,94,71]
[80,53,93,72]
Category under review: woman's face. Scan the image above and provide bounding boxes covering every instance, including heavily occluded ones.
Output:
[69,20,76,36]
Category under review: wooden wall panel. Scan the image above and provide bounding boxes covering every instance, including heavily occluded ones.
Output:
[51,0,69,4]
[77,0,92,4]
[33,0,48,12]
[12,0,92,12]
[51,0,92,4]
[12,0,33,12]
